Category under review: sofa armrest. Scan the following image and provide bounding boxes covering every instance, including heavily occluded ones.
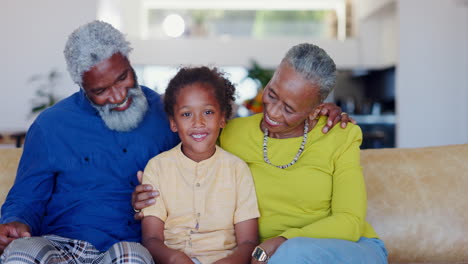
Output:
[361,144,468,263]
[0,148,22,209]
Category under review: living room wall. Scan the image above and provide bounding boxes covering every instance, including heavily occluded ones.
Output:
[1,0,467,148]
[0,0,97,132]
[397,0,468,147]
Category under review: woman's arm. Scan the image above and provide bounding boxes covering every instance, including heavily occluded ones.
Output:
[214,218,259,264]
[250,236,286,264]
[280,125,367,241]
[142,216,192,264]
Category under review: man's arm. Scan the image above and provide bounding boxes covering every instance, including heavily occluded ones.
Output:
[214,218,259,264]
[1,122,54,235]
[141,216,192,264]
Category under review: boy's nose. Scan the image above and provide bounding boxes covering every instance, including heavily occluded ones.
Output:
[193,114,206,127]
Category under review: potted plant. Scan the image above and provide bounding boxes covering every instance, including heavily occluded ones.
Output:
[29,69,62,117]
[243,60,274,114]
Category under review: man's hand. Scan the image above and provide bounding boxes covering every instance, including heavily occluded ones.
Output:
[0,221,31,253]
[251,236,286,264]
[313,103,356,133]
[132,171,159,220]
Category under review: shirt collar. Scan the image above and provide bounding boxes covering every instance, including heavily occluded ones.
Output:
[78,88,99,114]
[175,142,220,167]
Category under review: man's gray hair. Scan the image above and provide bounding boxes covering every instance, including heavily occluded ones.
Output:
[282,43,336,102]
[64,20,132,85]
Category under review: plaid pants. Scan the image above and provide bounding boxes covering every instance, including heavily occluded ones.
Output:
[0,235,154,264]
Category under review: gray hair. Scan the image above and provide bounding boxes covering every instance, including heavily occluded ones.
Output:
[282,43,336,102]
[64,20,132,85]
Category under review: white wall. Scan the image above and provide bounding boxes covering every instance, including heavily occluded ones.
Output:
[397,0,468,147]
[0,0,97,132]
[355,0,398,68]
[129,38,360,69]
[357,0,396,19]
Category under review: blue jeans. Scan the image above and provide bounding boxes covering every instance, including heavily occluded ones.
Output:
[269,237,388,264]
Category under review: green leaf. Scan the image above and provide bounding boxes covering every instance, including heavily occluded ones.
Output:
[31,104,47,113]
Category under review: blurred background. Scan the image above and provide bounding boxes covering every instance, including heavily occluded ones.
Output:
[1,0,467,149]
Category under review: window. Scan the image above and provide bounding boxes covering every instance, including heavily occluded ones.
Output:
[147,9,336,39]
[99,0,348,40]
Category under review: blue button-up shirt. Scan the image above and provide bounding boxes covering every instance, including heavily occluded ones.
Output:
[1,86,179,251]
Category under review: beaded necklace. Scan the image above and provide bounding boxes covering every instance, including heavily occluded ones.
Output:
[263,119,308,169]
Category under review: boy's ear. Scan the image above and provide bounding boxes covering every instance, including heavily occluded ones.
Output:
[169,117,178,132]
[219,114,226,128]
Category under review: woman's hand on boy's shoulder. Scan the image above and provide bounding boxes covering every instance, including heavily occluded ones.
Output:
[316,103,356,134]
[132,171,159,220]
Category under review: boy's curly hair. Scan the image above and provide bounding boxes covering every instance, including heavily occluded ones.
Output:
[164,66,236,119]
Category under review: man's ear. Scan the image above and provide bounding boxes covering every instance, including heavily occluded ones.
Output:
[308,104,323,120]
[169,117,178,132]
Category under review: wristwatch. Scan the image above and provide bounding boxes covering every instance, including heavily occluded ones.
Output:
[252,246,269,262]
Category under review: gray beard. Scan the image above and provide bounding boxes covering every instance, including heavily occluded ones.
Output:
[89,85,149,132]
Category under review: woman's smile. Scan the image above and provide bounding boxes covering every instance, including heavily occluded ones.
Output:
[264,113,282,127]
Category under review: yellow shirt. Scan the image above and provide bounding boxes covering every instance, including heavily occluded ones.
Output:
[219,114,378,242]
[142,143,260,264]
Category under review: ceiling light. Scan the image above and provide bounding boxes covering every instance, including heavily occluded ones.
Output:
[162,14,185,38]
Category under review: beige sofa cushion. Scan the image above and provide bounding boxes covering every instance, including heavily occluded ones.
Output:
[361,144,468,263]
[0,148,22,207]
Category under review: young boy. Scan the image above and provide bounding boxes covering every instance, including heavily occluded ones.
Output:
[141,67,259,264]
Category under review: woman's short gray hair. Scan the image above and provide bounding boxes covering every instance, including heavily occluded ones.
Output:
[282,43,336,102]
[64,20,132,85]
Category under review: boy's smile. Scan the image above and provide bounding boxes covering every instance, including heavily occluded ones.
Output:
[169,83,226,162]
[191,133,208,141]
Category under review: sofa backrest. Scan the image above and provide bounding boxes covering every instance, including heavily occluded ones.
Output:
[361,144,468,263]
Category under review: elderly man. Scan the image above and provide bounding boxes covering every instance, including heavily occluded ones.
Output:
[0,21,178,263]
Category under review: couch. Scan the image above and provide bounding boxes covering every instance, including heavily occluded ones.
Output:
[1,144,467,263]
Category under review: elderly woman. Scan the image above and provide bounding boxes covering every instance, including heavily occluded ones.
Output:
[219,43,387,263]
[134,43,388,263]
